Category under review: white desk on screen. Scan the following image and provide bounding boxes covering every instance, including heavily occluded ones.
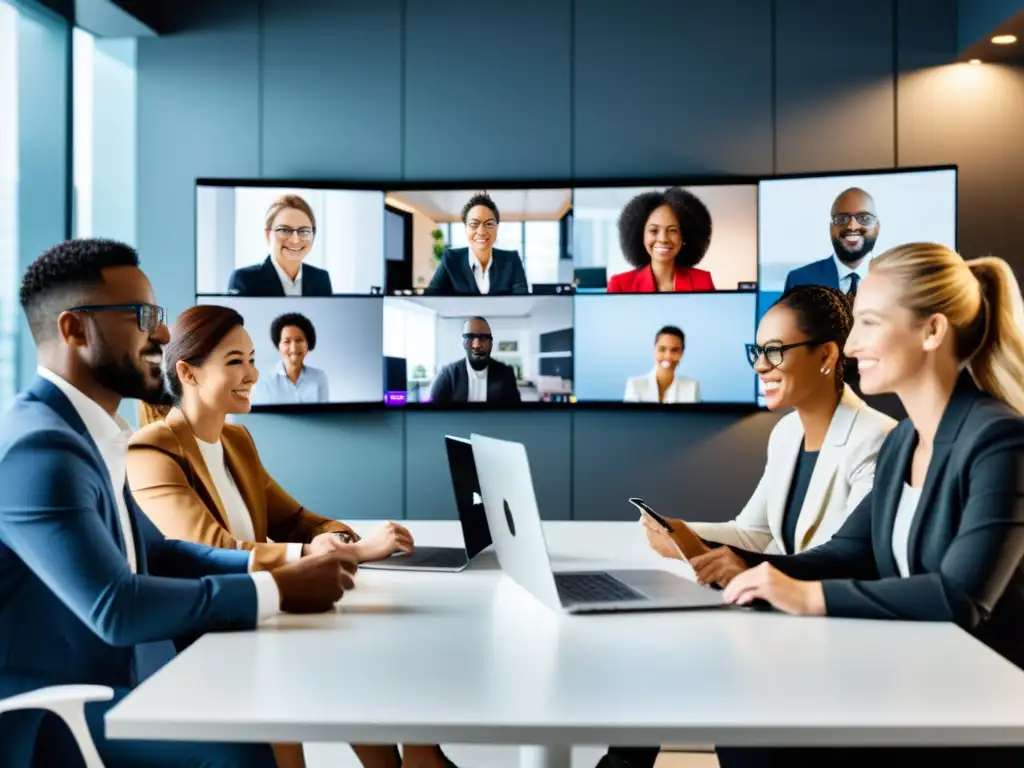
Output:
[106,522,1024,767]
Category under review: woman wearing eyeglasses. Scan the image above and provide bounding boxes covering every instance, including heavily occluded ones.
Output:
[227,194,334,297]
[599,285,895,768]
[423,192,529,295]
[642,285,895,582]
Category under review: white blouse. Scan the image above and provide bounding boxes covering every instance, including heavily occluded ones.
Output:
[194,437,302,563]
[892,483,922,578]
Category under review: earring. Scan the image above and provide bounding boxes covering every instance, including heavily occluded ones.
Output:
[821,367,831,375]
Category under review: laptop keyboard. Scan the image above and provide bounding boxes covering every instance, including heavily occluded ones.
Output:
[554,572,644,604]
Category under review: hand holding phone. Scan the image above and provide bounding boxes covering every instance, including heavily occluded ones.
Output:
[628,498,673,531]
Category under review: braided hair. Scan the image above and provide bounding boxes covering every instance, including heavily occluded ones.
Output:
[773,285,854,396]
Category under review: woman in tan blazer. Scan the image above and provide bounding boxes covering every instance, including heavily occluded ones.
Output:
[128,305,457,768]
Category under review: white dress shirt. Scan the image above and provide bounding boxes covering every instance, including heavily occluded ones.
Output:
[469,250,491,294]
[832,253,871,295]
[272,257,303,296]
[466,359,489,402]
[252,360,330,405]
[892,483,922,578]
[194,437,302,564]
[38,367,281,622]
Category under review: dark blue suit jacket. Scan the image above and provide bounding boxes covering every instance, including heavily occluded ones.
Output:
[424,247,528,295]
[228,256,333,296]
[783,256,840,293]
[0,378,258,712]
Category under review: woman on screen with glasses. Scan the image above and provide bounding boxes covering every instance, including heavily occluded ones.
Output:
[129,305,459,768]
[606,186,715,293]
[423,192,529,295]
[227,194,334,297]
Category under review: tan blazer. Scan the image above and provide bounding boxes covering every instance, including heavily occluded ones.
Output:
[127,408,355,571]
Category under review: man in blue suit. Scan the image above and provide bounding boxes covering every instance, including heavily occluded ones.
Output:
[782,187,880,301]
[0,239,357,767]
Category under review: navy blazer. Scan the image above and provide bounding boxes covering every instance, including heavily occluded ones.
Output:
[424,247,528,295]
[228,256,333,296]
[430,359,521,406]
[783,256,840,293]
[762,375,1024,669]
[0,378,258,704]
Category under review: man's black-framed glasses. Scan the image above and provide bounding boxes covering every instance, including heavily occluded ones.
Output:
[68,303,166,332]
[463,332,493,345]
[746,339,824,369]
[830,213,877,227]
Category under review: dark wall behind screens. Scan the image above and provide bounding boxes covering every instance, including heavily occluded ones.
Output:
[138,0,1019,523]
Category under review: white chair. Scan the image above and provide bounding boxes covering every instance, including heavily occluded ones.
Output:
[0,685,113,767]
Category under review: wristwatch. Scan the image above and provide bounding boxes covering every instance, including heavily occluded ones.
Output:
[333,532,355,543]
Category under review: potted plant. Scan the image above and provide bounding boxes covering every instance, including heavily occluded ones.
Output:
[431,228,446,262]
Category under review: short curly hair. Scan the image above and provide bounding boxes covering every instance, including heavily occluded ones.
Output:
[461,193,500,225]
[271,312,317,350]
[617,187,712,270]
[773,284,854,395]
[654,325,685,348]
[19,238,140,342]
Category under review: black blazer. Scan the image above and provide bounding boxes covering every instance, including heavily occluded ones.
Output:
[424,247,528,295]
[762,374,1024,669]
[227,256,333,297]
[430,359,521,406]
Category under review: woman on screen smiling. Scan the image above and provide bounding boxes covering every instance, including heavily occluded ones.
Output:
[424,192,529,295]
[606,186,715,293]
[129,306,458,768]
[251,311,329,404]
[622,325,700,403]
[227,194,334,297]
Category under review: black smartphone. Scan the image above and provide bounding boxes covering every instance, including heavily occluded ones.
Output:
[628,497,673,532]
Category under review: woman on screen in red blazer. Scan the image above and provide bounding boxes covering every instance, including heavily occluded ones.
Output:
[606,186,715,293]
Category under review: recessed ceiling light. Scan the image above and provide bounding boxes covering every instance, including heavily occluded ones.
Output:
[991,34,1017,44]
[969,58,982,64]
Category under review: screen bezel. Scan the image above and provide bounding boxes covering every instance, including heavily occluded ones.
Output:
[192,164,957,413]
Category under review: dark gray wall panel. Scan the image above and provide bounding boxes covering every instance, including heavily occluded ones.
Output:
[136,0,260,319]
[572,411,781,522]
[261,0,402,179]
[403,0,571,180]
[775,0,896,173]
[236,412,405,520]
[404,412,572,520]
[573,0,773,177]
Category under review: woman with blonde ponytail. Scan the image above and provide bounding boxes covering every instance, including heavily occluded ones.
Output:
[708,243,1024,768]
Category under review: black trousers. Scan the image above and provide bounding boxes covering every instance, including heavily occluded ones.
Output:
[601,746,1024,768]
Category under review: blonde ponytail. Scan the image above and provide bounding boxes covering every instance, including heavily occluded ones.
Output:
[870,243,1024,414]
[138,402,173,427]
[965,257,1024,414]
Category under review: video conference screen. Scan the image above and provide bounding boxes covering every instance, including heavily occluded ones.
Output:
[193,167,956,411]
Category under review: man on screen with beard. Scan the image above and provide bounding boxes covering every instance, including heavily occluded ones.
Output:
[783,187,879,302]
[430,316,521,405]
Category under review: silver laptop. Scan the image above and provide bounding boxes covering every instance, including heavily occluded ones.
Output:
[361,436,492,572]
[470,433,726,613]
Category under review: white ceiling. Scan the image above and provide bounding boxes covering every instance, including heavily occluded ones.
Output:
[387,188,572,222]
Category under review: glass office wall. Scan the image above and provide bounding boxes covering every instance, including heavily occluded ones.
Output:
[0,1,19,415]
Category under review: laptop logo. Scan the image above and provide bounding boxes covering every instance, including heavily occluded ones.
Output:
[503,499,516,536]
[472,491,483,507]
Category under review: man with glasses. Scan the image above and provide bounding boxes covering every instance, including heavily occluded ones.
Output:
[0,239,356,767]
[429,316,521,405]
[783,187,880,300]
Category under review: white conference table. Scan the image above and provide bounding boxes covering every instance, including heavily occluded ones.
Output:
[107,521,1024,766]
